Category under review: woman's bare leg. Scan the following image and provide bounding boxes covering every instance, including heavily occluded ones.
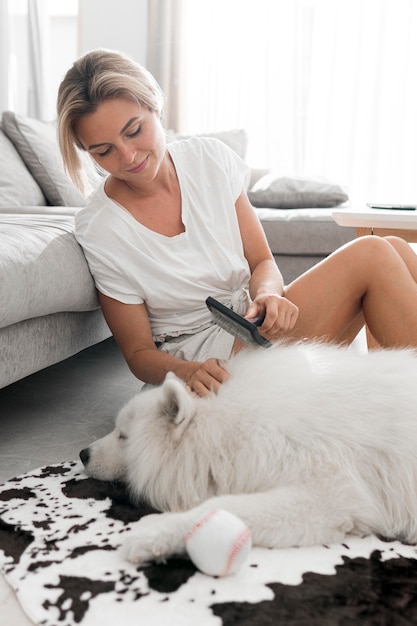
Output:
[328,237,417,346]
[383,236,417,281]
[284,235,417,348]
[363,236,417,348]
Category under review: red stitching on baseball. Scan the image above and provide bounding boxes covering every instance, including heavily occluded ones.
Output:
[184,509,218,544]
[222,527,251,576]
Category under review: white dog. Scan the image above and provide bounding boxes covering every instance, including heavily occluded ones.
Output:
[80,342,417,565]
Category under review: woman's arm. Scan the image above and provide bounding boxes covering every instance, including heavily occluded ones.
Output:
[235,189,299,337]
[98,292,229,396]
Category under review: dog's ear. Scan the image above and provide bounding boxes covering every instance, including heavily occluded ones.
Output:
[159,376,195,426]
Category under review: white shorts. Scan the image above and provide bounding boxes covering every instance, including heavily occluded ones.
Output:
[158,323,235,363]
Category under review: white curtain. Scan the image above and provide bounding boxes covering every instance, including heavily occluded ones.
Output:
[0,0,10,113]
[177,0,417,204]
[147,0,183,130]
[0,0,49,119]
[27,0,49,119]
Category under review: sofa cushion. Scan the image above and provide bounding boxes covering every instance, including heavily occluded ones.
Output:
[256,207,355,255]
[0,128,47,207]
[2,112,86,207]
[0,215,100,329]
[248,173,349,209]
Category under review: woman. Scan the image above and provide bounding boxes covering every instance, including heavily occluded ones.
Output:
[58,49,417,397]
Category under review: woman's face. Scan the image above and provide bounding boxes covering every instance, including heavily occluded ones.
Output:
[75,98,166,186]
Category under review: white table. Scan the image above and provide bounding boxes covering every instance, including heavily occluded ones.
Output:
[333,206,417,242]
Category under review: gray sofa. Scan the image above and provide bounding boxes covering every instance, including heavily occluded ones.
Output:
[0,114,354,389]
[0,112,111,389]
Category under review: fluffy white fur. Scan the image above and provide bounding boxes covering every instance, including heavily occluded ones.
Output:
[80,342,417,566]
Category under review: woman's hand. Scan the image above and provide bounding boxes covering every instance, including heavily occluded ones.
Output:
[184,358,230,397]
[245,294,299,340]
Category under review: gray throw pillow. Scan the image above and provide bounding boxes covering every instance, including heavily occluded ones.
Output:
[248,174,349,209]
[2,111,86,207]
[0,128,47,207]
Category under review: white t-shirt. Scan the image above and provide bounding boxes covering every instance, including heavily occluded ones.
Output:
[75,137,251,342]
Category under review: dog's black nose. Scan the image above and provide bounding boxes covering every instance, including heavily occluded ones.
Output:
[79,448,90,466]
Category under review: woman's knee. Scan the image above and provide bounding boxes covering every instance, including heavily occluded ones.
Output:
[384,235,411,254]
[345,235,396,264]
[383,235,417,281]
[333,236,410,287]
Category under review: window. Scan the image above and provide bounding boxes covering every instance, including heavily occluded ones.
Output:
[178,0,417,204]
[2,0,78,119]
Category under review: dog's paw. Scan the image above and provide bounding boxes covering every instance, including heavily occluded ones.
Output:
[121,512,189,565]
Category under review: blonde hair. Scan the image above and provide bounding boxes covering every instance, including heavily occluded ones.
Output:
[57,49,165,193]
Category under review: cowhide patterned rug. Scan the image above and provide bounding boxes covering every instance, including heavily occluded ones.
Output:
[1,461,417,625]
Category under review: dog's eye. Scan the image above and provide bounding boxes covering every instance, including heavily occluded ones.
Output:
[118,432,128,441]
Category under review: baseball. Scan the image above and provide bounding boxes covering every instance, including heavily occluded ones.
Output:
[184,509,252,577]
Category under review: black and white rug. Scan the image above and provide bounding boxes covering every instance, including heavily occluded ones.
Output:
[1,461,417,625]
